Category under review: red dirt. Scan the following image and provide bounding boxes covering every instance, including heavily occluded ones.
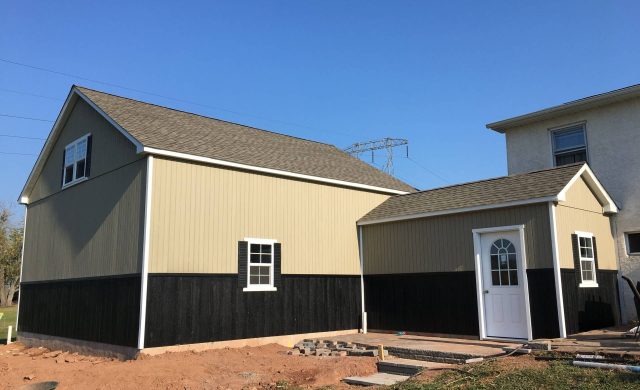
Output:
[0,342,377,389]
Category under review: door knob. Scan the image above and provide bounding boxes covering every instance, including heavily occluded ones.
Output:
[483,290,489,294]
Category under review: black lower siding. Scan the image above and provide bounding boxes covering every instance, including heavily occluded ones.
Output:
[18,275,141,347]
[364,272,479,336]
[526,269,560,339]
[144,274,361,348]
[561,269,620,335]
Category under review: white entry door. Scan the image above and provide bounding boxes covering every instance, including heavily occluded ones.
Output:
[480,230,528,339]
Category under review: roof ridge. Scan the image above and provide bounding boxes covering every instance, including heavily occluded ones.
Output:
[390,162,585,199]
[73,85,336,147]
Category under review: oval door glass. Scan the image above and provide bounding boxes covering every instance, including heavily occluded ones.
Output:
[490,239,518,286]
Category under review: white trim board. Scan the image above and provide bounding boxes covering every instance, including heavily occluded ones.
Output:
[557,164,618,213]
[143,147,409,196]
[137,155,154,350]
[472,224,533,341]
[548,203,567,338]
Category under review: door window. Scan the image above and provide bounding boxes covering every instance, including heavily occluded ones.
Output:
[490,239,518,286]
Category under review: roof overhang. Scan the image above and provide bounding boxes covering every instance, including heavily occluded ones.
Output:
[557,164,618,214]
[486,84,640,133]
[18,86,144,204]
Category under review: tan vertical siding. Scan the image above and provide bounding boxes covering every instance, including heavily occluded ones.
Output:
[29,98,138,203]
[362,203,552,274]
[22,159,146,282]
[556,178,616,270]
[148,157,390,275]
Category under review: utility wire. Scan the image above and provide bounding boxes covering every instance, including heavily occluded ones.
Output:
[0,87,63,101]
[406,156,450,184]
[0,114,53,122]
[0,57,352,138]
[0,134,46,140]
[0,151,37,156]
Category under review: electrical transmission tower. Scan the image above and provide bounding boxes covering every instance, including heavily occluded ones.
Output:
[344,138,408,175]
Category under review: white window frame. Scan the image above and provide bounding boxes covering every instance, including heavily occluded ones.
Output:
[62,133,91,188]
[626,232,640,256]
[242,237,277,292]
[576,231,598,288]
[550,123,588,167]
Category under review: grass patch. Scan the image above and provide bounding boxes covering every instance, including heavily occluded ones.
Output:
[391,358,640,390]
[0,305,18,344]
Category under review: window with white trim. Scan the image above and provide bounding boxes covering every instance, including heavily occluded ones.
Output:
[552,124,588,166]
[577,233,597,286]
[63,134,91,186]
[244,238,277,291]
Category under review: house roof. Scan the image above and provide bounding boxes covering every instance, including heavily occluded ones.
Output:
[20,86,414,202]
[358,163,617,225]
[486,84,640,132]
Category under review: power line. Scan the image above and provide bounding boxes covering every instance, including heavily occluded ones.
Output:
[0,87,63,101]
[0,151,37,156]
[0,58,352,138]
[0,134,46,140]
[406,156,450,184]
[0,114,53,122]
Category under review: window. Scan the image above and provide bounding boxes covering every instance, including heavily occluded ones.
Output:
[552,125,587,166]
[243,238,277,292]
[627,233,640,255]
[577,232,598,287]
[490,239,518,286]
[63,134,91,187]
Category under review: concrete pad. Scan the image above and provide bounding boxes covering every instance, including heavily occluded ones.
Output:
[343,372,410,386]
[378,357,452,375]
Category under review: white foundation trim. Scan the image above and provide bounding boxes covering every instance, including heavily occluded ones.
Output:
[472,224,533,341]
[549,202,567,338]
[137,156,154,349]
[143,147,409,196]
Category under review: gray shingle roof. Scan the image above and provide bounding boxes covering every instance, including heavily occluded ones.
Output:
[77,87,414,193]
[359,163,585,223]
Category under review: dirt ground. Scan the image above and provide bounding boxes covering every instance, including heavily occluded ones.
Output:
[0,342,378,389]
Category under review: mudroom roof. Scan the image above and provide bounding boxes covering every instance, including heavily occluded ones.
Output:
[359,163,617,225]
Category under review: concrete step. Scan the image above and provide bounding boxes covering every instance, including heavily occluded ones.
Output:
[377,358,452,376]
[343,372,410,386]
[379,345,487,364]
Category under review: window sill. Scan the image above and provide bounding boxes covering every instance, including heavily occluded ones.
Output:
[62,176,88,190]
[579,282,599,288]
[243,286,277,292]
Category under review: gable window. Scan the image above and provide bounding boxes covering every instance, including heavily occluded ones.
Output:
[552,124,587,166]
[240,238,279,292]
[576,232,598,287]
[62,134,92,187]
[627,232,640,255]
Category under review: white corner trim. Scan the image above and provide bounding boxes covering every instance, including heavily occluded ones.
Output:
[358,225,367,334]
[472,224,532,341]
[242,286,278,292]
[472,232,486,339]
[15,207,28,332]
[142,147,409,196]
[359,197,557,226]
[138,156,154,350]
[549,202,567,338]
[557,164,618,213]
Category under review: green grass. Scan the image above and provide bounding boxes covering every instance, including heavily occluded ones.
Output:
[390,359,640,390]
[0,305,18,344]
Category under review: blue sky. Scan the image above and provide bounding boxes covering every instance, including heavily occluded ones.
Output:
[1,1,639,220]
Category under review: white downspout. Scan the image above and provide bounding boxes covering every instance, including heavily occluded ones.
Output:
[358,225,367,334]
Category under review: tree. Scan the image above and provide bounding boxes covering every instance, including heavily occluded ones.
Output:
[0,207,23,307]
